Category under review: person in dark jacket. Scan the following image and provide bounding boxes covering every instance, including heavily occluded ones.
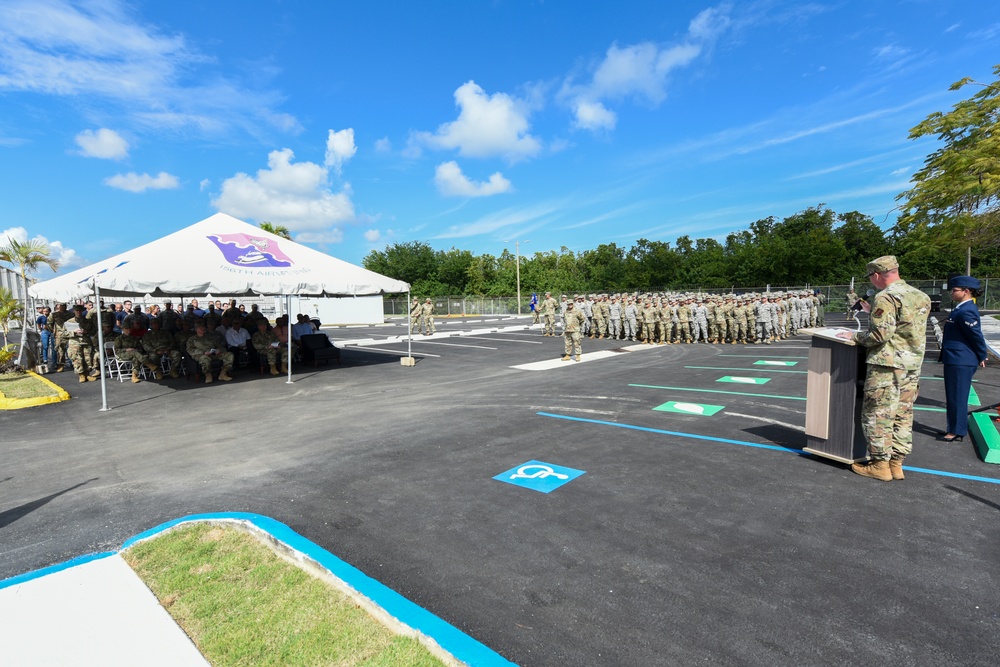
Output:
[940,275,989,442]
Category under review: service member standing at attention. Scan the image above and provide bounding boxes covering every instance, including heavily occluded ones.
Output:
[409,297,423,334]
[421,298,436,335]
[561,299,586,361]
[541,292,558,336]
[839,256,930,481]
[939,275,988,442]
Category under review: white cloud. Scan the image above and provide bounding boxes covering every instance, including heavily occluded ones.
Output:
[199,178,210,191]
[295,229,344,244]
[573,101,617,131]
[0,226,78,273]
[364,229,382,243]
[374,136,392,153]
[211,148,354,232]
[434,161,512,197]
[325,128,356,175]
[412,81,541,162]
[0,0,300,137]
[104,171,180,192]
[561,5,731,132]
[75,128,129,159]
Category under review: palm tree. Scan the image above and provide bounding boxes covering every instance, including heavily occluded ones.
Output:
[0,238,59,363]
[258,221,292,240]
[0,286,22,348]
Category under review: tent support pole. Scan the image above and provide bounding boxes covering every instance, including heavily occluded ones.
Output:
[285,294,293,384]
[94,281,109,411]
[407,289,412,360]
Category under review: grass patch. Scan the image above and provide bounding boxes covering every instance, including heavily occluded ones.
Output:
[124,523,447,667]
[0,371,62,400]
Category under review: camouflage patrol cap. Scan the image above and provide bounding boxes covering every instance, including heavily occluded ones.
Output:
[866,255,898,275]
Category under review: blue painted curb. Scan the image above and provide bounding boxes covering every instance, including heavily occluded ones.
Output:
[2,512,517,667]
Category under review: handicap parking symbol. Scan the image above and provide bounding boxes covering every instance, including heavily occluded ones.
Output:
[494,460,585,493]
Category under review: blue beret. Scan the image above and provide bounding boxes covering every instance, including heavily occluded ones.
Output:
[948,275,981,290]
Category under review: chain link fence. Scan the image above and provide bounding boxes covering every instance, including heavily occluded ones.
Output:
[384,280,1000,318]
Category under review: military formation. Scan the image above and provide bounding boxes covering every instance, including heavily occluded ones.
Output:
[534,290,828,353]
[42,298,296,385]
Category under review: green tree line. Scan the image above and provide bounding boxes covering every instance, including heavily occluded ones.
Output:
[362,204,1000,296]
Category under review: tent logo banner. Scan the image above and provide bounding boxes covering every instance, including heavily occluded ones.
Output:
[207,234,293,268]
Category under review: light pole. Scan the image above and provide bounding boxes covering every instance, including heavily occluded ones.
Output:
[506,240,529,315]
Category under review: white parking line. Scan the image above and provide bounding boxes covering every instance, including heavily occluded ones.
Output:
[344,346,441,358]
[413,341,498,350]
[467,336,543,345]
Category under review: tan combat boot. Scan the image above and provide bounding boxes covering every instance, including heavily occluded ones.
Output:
[850,459,892,481]
[279,362,287,373]
[889,456,905,480]
[574,356,581,362]
[203,372,213,384]
[270,363,279,376]
[147,362,163,380]
[561,355,571,361]
[169,368,179,378]
[131,371,140,384]
[218,369,233,381]
[79,373,88,383]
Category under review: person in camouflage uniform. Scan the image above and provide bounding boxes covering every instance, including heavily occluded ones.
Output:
[540,292,558,336]
[66,305,99,382]
[142,318,181,378]
[676,298,693,343]
[252,320,287,375]
[186,322,234,383]
[561,300,586,361]
[421,298,436,334]
[49,303,74,371]
[623,297,638,341]
[733,298,749,344]
[841,255,931,482]
[608,296,622,340]
[115,326,160,382]
[409,297,423,334]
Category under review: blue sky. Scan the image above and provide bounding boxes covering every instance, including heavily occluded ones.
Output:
[1,0,999,278]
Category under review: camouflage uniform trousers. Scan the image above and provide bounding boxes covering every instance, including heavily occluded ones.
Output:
[53,333,70,368]
[117,348,151,373]
[608,315,621,339]
[543,313,557,335]
[257,344,288,366]
[410,313,423,333]
[145,349,182,373]
[193,351,235,375]
[564,330,582,357]
[861,366,920,460]
[623,317,637,340]
[67,340,96,375]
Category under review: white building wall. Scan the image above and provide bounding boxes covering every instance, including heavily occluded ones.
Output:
[275,294,385,326]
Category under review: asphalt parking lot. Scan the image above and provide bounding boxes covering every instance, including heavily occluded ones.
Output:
[2,312,999,666]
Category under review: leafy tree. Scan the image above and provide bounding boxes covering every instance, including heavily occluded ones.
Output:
[896,64,1000,267]
[363,241,438,291]
[0,238,59,363]
[258,221,292,240]
[435,248,474,293]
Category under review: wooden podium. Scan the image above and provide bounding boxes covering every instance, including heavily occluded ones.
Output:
[801,328,868,463]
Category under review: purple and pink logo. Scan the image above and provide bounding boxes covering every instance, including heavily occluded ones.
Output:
[207,234,293,267]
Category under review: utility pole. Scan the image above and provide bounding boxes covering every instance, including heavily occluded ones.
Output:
[506,240,529,315]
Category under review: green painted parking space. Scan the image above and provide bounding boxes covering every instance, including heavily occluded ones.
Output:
[717,376,770,385]
[653,401,726,416]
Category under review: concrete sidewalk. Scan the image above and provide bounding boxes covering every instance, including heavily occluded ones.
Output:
[0,553,208,667]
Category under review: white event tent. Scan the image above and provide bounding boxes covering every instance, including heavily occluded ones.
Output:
[29,212,411,409]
